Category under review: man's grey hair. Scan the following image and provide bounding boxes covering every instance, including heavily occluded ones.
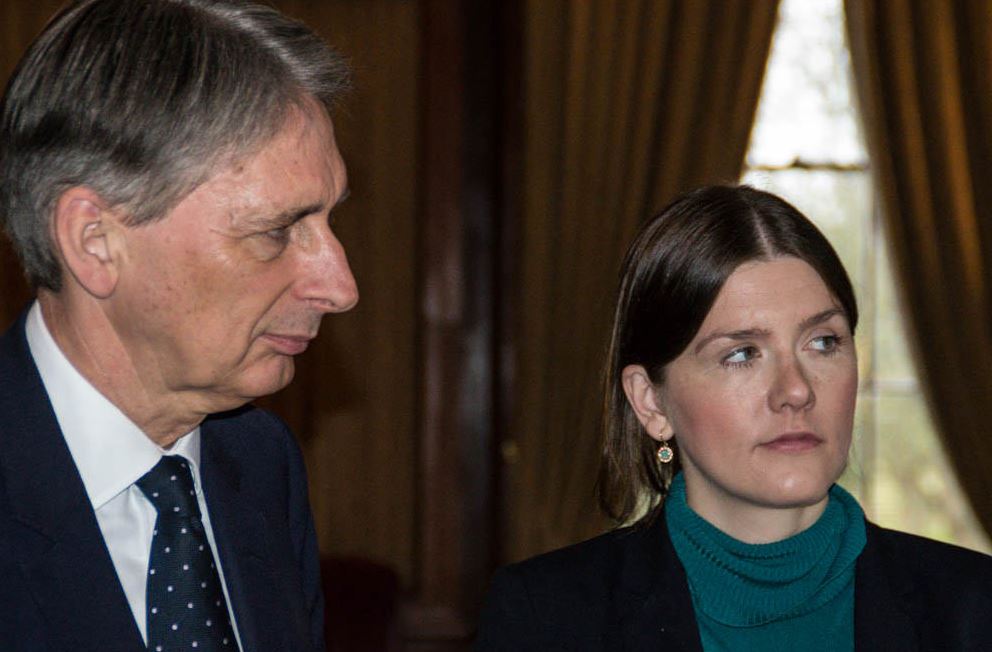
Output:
[0,0,351,290]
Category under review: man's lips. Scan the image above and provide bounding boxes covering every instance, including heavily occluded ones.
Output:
[261,334,315,355]
[760,432,823,452]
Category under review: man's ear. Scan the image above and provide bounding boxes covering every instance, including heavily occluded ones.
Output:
[621,364,674,443]
[52,187,123,299]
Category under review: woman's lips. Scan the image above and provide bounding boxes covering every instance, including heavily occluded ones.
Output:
[761,432,823,452]
[262,334,313,355]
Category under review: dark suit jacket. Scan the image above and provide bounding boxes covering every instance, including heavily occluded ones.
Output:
[477,508,992,650]
[0,312,325,652]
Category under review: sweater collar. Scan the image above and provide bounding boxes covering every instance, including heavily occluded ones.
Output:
[665,472,866,626]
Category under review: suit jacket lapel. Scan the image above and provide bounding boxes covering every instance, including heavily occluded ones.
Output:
[0,313,145,651]
[854,522,919,651]
[608,515,704,652]
[200,420,286,652]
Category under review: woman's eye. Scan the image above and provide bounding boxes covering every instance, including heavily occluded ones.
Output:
[810,335,842,353]
[723,345,759,367]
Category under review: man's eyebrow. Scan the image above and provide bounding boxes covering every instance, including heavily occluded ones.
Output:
[244,202,327,230]
[274,203,326,226]
[242,188,350,230]
[692,308,846,355]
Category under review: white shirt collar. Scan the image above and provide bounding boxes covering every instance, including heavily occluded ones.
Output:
[24,301,201,509]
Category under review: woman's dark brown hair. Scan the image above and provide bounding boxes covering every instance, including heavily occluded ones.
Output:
[597,185,858,525]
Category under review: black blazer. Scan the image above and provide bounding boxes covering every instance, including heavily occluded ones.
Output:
[0,312,326,652]
[477,510,992,650]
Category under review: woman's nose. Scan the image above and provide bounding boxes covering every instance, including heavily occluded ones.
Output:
[768,356,815,412]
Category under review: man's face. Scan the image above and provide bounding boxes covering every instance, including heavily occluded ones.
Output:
[109,107,357,411]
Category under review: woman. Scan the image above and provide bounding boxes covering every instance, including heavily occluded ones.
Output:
[476,185,992,651]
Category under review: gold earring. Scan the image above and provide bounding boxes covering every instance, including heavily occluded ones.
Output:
[656,439,674,464]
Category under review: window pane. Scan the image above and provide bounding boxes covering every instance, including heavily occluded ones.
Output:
[740,169,870,281]
[874,238,918,383]
[871,394,991,553]
[746,0,866,166]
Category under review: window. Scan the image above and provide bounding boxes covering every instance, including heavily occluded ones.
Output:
[742,0,990,552]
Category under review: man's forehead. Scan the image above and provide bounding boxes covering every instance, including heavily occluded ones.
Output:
[180,112,345,226]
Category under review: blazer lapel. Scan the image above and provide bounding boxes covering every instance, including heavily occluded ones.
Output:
[0,315,145,651]
[608,516,704,652]
[854,522,919,652]
[200,421,286,652]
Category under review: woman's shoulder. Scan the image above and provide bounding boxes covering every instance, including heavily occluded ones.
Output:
[862,521,992,615]
[859,522,992,646]
[476,522,673,650]
[492,523,648,598]
[865,521,992,576]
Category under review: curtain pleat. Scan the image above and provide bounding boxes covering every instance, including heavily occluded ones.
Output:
[846,0,992,537]
[507,0,779,561]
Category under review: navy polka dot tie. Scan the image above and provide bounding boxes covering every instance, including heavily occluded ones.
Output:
[137,455,237,651]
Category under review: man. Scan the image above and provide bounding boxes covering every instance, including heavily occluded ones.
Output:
[0,1,358,650]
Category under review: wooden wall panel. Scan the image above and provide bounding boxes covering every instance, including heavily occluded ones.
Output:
[0,0,64,326]
[254,0,423,587]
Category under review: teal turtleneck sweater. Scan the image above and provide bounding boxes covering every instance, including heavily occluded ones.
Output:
[664,473,866,652]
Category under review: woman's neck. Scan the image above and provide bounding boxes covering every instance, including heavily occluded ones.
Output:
[683,476,830,544]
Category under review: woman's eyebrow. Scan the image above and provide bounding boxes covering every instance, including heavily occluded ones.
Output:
[692,308,845,355]
[799,307,845,331]
[693,328,770,355]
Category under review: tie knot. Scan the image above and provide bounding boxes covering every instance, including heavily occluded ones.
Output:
[136,455,201,519]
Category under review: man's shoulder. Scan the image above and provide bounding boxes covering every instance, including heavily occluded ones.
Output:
[0,310,54,444]
[204,403,291,437]
[0,310,32,372]
[203,404,300,451]
[200,404,306,483]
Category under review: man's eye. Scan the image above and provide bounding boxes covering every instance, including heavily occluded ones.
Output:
[263,227,290,243]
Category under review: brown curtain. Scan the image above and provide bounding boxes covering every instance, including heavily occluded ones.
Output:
[845,1,992,537]
[505,0,779,562]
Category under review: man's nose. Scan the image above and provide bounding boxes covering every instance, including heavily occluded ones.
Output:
[768,355,815,412]
[295,219,359,314]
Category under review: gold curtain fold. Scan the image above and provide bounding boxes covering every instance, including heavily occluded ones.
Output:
[506,0,779,562]
[845,1,992,536]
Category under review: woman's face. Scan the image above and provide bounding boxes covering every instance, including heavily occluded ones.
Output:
[654,257,858,536]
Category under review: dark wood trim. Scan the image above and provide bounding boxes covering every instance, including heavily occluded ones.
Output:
[402,0,503,647]
[494,0,524,576]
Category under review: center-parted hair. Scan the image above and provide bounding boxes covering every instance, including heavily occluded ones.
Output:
[0,0,351,290]
[597,185,858,526]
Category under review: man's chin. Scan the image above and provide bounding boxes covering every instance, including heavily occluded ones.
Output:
[228,360,297,407]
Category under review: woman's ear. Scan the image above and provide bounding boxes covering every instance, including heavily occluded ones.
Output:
[51,186,123,298]
[621,364,674,442]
